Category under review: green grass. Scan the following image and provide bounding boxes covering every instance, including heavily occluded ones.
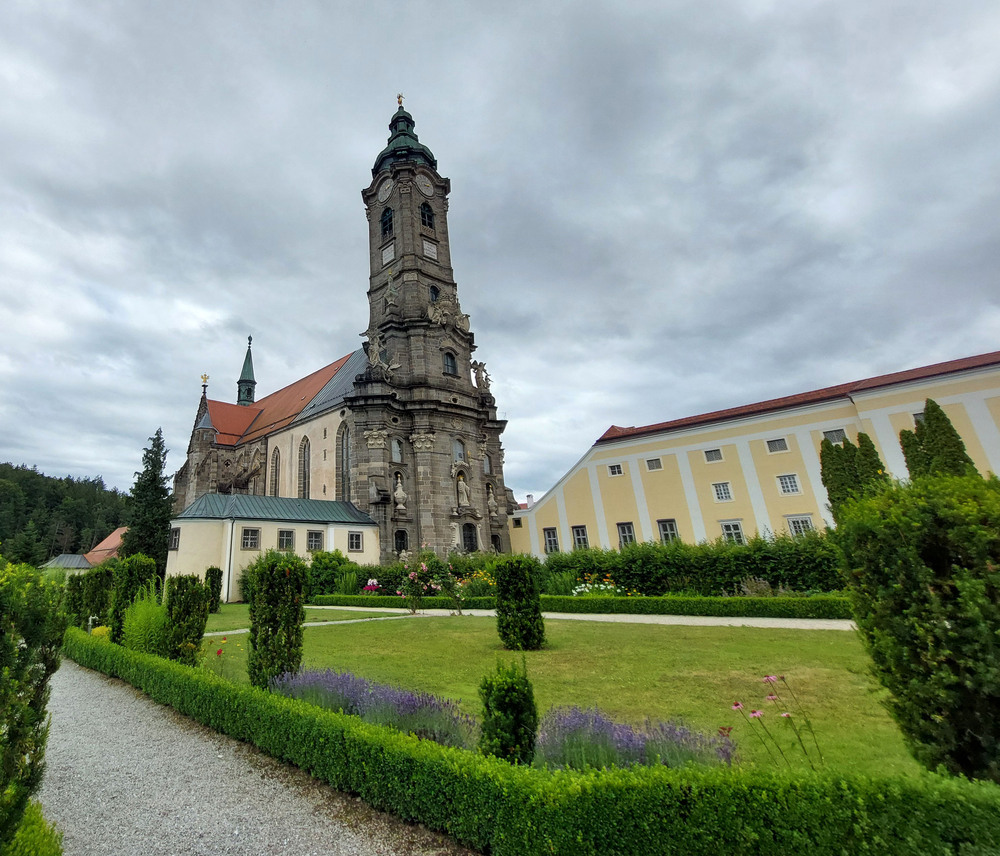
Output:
[201,613,918,777]
[204,603,391,633]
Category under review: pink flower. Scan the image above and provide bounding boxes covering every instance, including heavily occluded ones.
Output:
[732,702,743,710]
[750,710,763,718]
[766,694,778,701]
[781,712,792,718]
[216,649,223,657]
[762,675,778,684]
[409,571,417,580]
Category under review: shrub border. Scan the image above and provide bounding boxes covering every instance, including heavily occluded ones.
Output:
[63,628,999,855]
[309,593,853,619]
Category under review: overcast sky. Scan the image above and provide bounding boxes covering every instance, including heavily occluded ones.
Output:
[1,1,998,503]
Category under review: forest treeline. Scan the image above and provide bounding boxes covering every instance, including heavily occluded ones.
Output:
[0,462,128,565]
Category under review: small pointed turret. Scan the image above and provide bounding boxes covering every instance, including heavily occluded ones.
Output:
[237,336,256,406]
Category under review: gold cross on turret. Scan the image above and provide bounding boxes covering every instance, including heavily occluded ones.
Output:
[397,93,404,107]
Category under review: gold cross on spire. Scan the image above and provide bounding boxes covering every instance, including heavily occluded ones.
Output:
[397,93,404,107]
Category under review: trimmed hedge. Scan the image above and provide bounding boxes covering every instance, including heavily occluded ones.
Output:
[310,593,853,620]
[63,628,1000,855]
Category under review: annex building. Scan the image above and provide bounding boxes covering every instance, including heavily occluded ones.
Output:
[167,102,514,595]
[509,351,1000,558]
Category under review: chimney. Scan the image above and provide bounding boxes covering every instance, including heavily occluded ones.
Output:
[526,494,535,508]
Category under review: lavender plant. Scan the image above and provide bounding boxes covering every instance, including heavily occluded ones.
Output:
[534,706,735,771]
[271,669,478,749]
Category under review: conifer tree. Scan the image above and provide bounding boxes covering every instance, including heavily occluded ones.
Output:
[119,429,172,574]
[855,432,889,491]
[899,429,929,479]
[921,399,976,477]
[820,437,857,522]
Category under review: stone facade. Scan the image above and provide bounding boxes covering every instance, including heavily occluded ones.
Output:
[172,104,514,562]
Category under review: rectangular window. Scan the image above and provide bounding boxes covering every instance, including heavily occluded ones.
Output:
[657,519,679,543]
[646,457,663,471]
[307,530,323,552]
[241,528,260,550]
[512,518,523,529]
[348,531,363,552]
[713,482,733,502]
[913,411,925,425]
[704,448,723,462]
[168,527,180,550]
[571,525,589,549]
[777,474,801,495]
[608,463,623,477]
[766,437,788,453]
[823,428,846,444]
[721,520,745,545]
[617,522,636,547]
[787,515,815,536]
[277,529,294,550]
[543,527,559,554]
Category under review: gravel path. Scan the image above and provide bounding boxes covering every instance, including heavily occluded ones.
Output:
[38,661,477,856]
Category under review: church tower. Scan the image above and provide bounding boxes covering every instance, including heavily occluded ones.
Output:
[345,98,512,560]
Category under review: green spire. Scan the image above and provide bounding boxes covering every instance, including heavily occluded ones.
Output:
[237,336,256,406]
[372,96,437,176]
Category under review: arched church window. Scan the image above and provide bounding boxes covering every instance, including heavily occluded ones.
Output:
[483,454,492,475]
[298,437,311,499]
[391,438,403,463]
[429,285,440,303]
[443,351,457,375]
[337,424,351,502]
[269,449,280,497]
[462,523,478,553]
[453,438,466,462]
[380,207,393,239]
[420,202,434,229]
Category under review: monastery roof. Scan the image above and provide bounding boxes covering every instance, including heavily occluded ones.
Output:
[174,494,376,525]
[204,351,361,447]
[42,553,92,570]
[84,526,127,566]
[598,350,1000,444]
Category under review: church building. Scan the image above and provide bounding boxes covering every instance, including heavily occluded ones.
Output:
[169,101,513,578]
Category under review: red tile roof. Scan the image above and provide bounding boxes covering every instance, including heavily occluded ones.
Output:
[206,353,354,446]
[84,526,127,566]
[597,350,1000,444]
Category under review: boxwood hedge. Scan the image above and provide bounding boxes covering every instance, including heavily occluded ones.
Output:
[63,628,999,855]
[309,594,853,620]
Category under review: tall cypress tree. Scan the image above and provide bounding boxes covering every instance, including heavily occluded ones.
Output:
[119,428,172,575]
[820,437,858,522]
[899,428,929,479]
[855,432,889,492]
[921,399,976,477]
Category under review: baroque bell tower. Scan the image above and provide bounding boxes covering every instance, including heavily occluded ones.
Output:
[344,98,512,560]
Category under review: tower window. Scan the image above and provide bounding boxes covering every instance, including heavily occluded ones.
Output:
[391,438,403,463]
[429,285,440,302]
[453,438,466,462]
[420,202,434,229]
[380,207,393,239]
[443,352,457,375]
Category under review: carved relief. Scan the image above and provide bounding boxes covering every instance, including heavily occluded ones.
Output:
[364,428,388,449]
[410,432,436,452]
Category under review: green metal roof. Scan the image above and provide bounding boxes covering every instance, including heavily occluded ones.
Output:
[372,107,437,176]
[239,336,256,383]
[175,494,376,525]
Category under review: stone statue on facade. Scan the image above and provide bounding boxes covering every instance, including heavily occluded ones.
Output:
[457,474,471,507]
[487,483,499,519]
[393,473,407,512]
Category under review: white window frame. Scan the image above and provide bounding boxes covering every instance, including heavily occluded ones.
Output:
[646,457,663,471]
[571,525,589,550]
[307,530,323,552]
[766,437,789,453]
[721,520,745,545]
[777,474,801,495]
[277,529,295,551]
[657,519,679,543]
[786,515,815,536]
[704,448,723,463]
[713,481,733,502]
[617,522,636,548]
[348,531,363,552]
[241,528,260,550]
[169,527,180,550]
[823,428,846,444]
[543,527,559,554]
[608,463,623,477]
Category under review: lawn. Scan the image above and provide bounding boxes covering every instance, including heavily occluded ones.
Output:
[202,612,919,777]
[204,603,394,633]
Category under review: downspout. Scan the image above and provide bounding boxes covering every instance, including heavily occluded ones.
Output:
[224,518,236,603]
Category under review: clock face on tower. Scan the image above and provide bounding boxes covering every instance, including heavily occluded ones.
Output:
[377,178,394,203]
[415,174,433,197]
